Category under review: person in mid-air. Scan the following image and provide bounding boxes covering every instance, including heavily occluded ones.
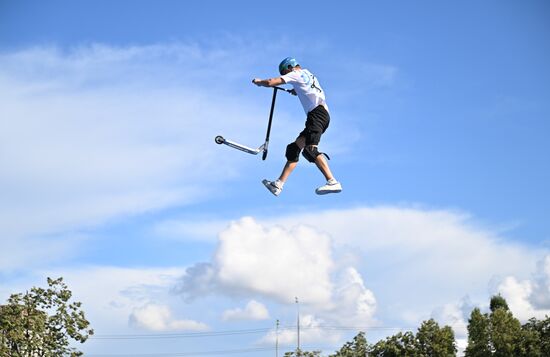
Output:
[252,57,342,196]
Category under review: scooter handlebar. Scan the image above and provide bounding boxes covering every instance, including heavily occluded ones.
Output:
[273,86,296,95]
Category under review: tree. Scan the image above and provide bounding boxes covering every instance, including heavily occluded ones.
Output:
[465,308,491,357]
[284,348,322,357]
[489,295,509,313]
[369,331,418,357]
[489,307,522,356]
[520,316,549,357]
[329,331,368,357]
[0,277,94,356]
[416,319,456,356]
[368,319,456,357]
[465,295,547,357]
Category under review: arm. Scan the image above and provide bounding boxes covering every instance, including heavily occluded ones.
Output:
[252,77,285,87]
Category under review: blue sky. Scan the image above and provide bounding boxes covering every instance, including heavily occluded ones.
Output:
[1,0,549,356]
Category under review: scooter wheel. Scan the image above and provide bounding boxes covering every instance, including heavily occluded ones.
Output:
[214,135,225,145]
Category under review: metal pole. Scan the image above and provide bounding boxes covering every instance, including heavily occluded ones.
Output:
[296,297,300,352]
[276,319,279,357]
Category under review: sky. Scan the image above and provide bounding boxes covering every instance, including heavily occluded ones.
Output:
[0,0,549,356]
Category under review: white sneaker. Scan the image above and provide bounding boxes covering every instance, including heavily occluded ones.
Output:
[315,180,342,195]
[262,179,282,196]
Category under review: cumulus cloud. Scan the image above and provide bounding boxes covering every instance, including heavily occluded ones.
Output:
[430,254,550,343]
[3,205,545,350]
[129,303,208,331]
[431,296,473,338]
[177,217,336,306]
[172,206,543,327]
[175,216,377,327]
[265,207,541,314]
[330,267,377,325]
[495,255,550,322]
[222,300,270,321]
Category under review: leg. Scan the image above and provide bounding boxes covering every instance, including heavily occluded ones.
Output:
[278,136,305,183]
[302,144,334,180]
[262,137,305,196]
[311,145,334,181]
[302,145,342,194]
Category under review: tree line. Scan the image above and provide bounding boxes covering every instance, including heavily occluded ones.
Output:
[1,279,548,356]
[285,295,549,356]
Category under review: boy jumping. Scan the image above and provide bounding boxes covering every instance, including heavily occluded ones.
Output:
[252,57,342,196]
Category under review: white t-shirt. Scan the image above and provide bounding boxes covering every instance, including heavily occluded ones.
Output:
[281,68,328,114]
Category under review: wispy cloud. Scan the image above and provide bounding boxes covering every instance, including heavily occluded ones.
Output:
[0,41,392,272]
[0,266,190,333]
[0,42,284,270]
[129,303,209,332]
[259,314,342,347]
[222,300,270,321]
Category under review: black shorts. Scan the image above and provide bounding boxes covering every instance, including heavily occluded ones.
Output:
[298,105,330,146]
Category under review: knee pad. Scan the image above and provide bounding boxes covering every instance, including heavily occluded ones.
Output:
[302,146,330,163]
[285,142,301,162]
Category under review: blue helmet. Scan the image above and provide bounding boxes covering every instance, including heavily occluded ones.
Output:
[279,57,299,75]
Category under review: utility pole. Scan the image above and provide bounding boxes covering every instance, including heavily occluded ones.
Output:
[276,319,279,357]
[295,296,300,352]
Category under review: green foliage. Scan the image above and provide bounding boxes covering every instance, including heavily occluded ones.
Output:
[284,348,322,356]
[465,308,491,357]
[465,296,548,357]
[0,277,94,357]
[489,295,509,313]
[369,331,418,356]
[520,316,550,357]
[416,319,456,356]
[368,319,455,357]
[329,331,368,356]
[490,308,522,356]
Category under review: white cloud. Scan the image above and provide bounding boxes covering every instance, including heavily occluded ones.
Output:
[174,206,543,327]
[266,207,540,313]
[222,300,270,321]
[0,266,203,334]
[129,303,208,332]
[0,233,83,272]
[0,43,283,271]
[3,205,545,350]
[152,218,228,243]
[175,216,377,328]
[330,267,377,325]
[178,217,336,306]
[259,314,341,347]
[495,255,550,322]
[497,277,536,321]
[430,296,473,338]
[530,255,550,309]
[215,217,335,306]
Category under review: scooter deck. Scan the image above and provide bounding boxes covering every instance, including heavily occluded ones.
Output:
[215,86,288,160]
[215,136,265,155]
